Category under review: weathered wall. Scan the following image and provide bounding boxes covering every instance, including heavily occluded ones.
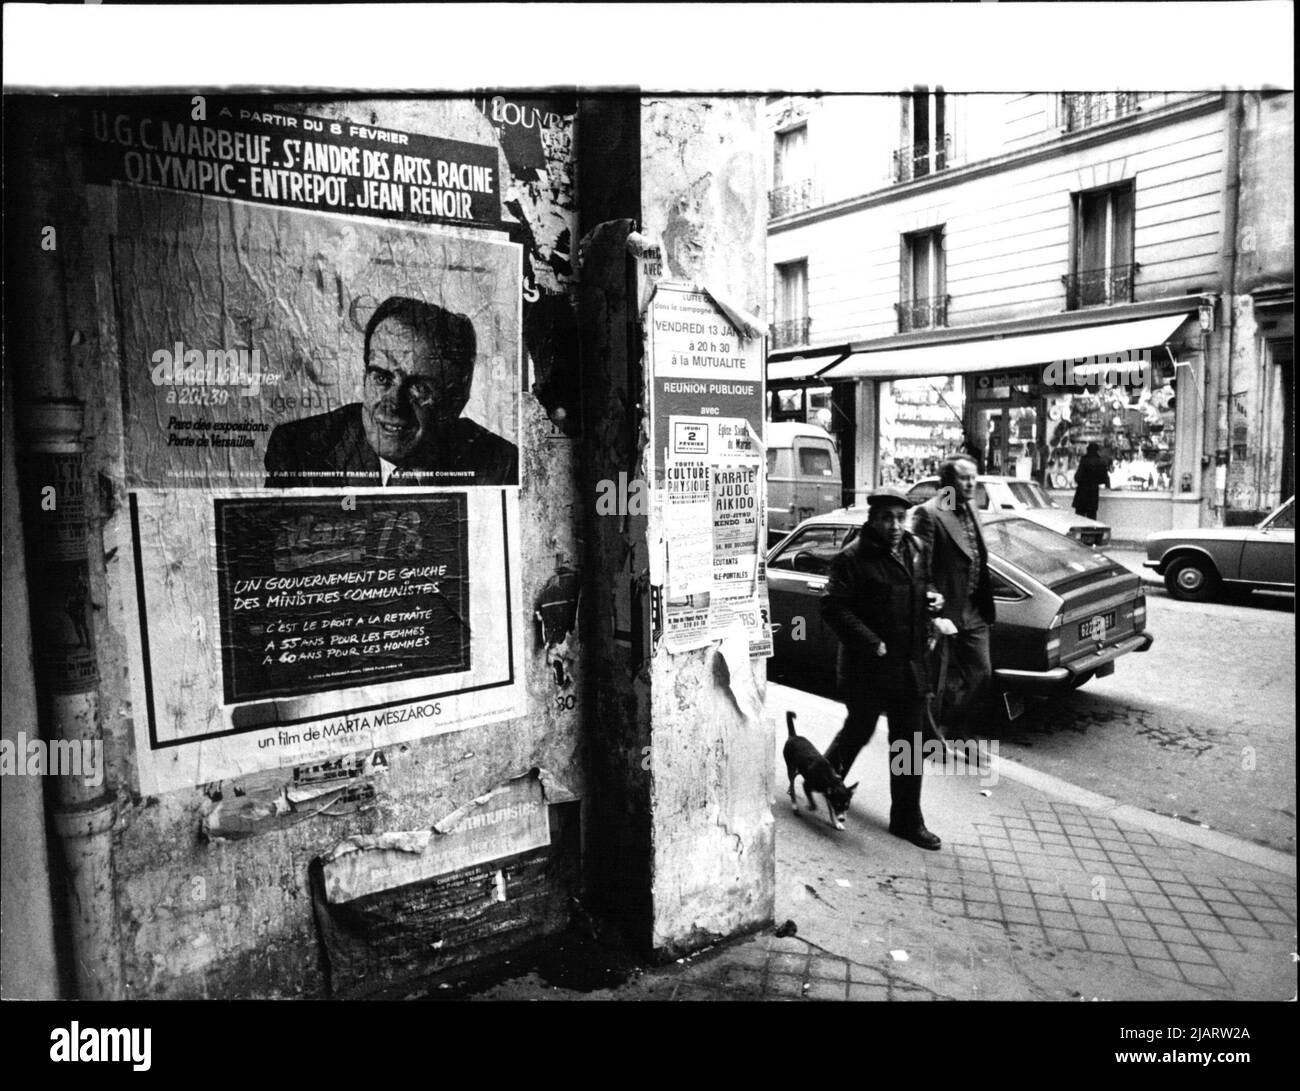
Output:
[642,98,774,951]
[577,96,775,956]
[6,94,586,998]
[1223,92,1294,517]
[1235,92,1294,295]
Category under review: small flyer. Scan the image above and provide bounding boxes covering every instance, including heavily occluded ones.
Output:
[665,458,713,598]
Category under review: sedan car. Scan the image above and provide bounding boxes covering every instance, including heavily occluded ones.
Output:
[905,475,1111,548]
[767,508,1152,701]
[1144,496,1294,602]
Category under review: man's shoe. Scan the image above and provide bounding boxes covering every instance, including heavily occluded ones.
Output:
[889,823,942,851]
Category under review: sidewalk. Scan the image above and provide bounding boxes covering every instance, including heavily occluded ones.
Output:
[448,681,1295,1002]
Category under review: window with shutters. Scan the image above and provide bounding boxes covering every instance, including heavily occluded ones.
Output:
[771,260,810,348]
[769,124,814,218]
[894,87,951,183]
[1066,182,1136,308]
[897,228,947,331]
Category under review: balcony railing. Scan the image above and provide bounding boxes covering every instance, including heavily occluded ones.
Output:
[1062,92,1153,133]
[895,295,949,332]
[768,178,817,219]
[769,317,812,349]
[1063,264,1138,309]
[892,134,951,183]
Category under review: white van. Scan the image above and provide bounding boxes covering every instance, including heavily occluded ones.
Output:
[765,422,843,548]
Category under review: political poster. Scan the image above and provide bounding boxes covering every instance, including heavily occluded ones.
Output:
[109,187,521,490]
[124,488,523,795]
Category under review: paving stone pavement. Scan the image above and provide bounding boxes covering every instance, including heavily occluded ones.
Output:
[454,683,1294,1002]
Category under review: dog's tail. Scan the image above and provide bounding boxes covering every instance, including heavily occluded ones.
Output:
[786,710,797,737]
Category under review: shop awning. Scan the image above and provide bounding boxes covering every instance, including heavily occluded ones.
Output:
[768,354,844,383]
[818,313,1191,381]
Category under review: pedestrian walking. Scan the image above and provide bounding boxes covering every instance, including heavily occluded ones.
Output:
[1071,442,1111,519]
[910,455,996,739]
[821,488,946,850]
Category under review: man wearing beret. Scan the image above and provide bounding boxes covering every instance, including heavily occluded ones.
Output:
[821,487,946,850]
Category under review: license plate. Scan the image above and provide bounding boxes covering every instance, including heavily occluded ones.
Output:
[1079,612,1115,641]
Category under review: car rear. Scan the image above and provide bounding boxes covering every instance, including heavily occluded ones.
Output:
[983,516,1151,693]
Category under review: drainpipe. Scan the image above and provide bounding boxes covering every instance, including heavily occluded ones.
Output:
[1207,91,1244,523]
[10,103,123,999]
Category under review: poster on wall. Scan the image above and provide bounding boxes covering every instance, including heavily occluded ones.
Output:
[646,283,770,657]
[102,186,527,793]
[125,488,523,795]
[87,98,502,230]
[111,187,521,490]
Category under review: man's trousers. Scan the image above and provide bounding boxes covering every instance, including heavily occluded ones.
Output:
[823,689,929,832]
[935,623,993,732]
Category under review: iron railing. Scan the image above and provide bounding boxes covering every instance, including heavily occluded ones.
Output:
[768,178,817,219]
[892,134,951,183]
[1063,264,1138,309]
[895,295,949,332]
[1062,92,1152,133]
[769,317,812,349]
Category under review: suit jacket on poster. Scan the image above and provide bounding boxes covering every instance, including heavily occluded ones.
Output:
[263,403,518,487]
[821,527,933,704]
[910,496,996,629]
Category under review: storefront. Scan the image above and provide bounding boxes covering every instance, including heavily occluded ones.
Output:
[807,306,1206,542]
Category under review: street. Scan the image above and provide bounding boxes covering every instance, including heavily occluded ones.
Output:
[954,553,1296,856]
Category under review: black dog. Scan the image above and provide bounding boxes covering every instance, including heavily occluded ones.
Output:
[783,712,858,829]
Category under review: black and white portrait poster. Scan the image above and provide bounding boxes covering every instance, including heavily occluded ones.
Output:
[112,186,521,489]
[108,187,526,793]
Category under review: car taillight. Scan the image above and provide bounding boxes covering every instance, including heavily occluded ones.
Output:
[1133,593,1146,631]
[1046,609,1063,667]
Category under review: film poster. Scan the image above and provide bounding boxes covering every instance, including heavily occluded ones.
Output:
[102,165,526,792]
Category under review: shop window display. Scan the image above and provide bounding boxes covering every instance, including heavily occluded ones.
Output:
[1043,364,1176,492]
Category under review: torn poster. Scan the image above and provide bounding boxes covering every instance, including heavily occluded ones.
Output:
[322,773,550,903]
[86,98,501,229]
[646,283,764,486]
[123,488,525,795]
[109,186,521,490]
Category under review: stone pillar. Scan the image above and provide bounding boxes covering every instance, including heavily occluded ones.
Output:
[578,96,773,957]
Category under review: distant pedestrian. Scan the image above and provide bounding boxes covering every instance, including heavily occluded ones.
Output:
[1072,443,1111,520]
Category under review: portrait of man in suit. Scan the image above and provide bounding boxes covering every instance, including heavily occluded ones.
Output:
[264,295,518,487]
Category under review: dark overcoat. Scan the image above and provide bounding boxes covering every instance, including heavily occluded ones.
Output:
[821,527,933,705]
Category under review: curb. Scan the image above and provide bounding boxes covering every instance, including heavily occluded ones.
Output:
[962,749,1296,878]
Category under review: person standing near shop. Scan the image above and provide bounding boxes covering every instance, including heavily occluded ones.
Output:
[821,488,945,851]
[1071,442,1111,519]
[911,455,996,739]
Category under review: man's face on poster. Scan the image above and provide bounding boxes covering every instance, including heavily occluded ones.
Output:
[362,317,471,464]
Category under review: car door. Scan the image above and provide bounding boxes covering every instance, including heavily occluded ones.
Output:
[1239,499,1295,586]
[767,523,850,676]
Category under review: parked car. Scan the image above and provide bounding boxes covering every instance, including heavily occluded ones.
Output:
[766,422,842,548]
[904,475,1111,548]
[766,508,1152,701]
[1143,496,1295,601]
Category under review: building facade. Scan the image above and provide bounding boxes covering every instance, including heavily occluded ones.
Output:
[766,91,1293,541]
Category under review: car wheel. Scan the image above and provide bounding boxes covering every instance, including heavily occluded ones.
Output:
[1164,556,1220,602]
